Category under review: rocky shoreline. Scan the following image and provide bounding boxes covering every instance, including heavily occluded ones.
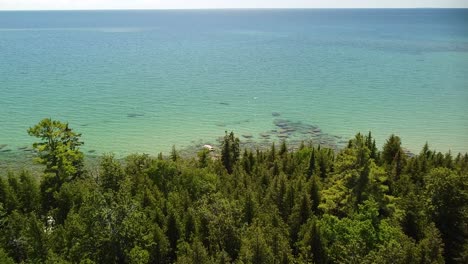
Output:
[2,113,422,172]
[180,114,349,156]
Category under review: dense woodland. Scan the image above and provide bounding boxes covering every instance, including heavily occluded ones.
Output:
[0,118,467,264]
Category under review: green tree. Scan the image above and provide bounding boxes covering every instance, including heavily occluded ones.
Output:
[382,134,402,166]
[355,161,370,204]
[243,192,257,225]
[400,192,426,241]
[365,131,378,161]
[239,226,274,264]
[24,213,48,262]
[166,211,181,261]
[0,211,28,262]
[309,175,321,214]
[425,168,468,263]
[176,239,210,264]
[0,248,14,264]
[198,149,210,168]
[196,194,242,260]
[170,145,179,162]
[28,118,84,181]
[184,210,198,241]
[129,245,150,264]
[99,154,125,192]
[307,148,316,179]
[279,140,288,157]
[289,192,311,250]
[17,171,40,214]
[298,218,326,264]
[0,174,19,213]
[28,119,84,211]
[417,223,444,264]
[221,131,240,174]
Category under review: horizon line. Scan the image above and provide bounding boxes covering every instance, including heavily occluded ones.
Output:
[1,7,467,12]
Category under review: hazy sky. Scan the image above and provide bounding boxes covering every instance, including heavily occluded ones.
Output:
[1,0,467,10]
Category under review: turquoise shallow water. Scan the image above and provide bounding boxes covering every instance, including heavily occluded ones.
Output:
[0,9,468,158]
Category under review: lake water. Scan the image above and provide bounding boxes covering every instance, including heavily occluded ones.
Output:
[1,9,467,159]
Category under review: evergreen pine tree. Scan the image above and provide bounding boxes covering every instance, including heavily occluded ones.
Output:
[307,148,316,179]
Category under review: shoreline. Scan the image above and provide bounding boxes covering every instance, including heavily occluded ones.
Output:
[1,117,465,173]
[1,130,460,176]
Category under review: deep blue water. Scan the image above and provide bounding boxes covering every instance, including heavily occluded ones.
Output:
[0,9,467,157]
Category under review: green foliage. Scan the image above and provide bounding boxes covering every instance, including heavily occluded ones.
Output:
[195,193,242,259]
[298,218,326,264]
[417,223,445,264]
[28,118,85,212]
[243,192,257,224]
[170,145,179,162]
[129,245,150,264]
[176,239,210,264]
[382,134,402,165]
[1,125,464,263]
[0,247,14,264]
[425,167,468,263]
[28,118,84,181]
[197,148,211,168]
[309,174,321,214]
[238,226,274,264]
[400,192,427,241]
[99,154,125,192]
[0,171,40,214]
[166,210,181,261]
[221,131,240,174]
[307,148,316,179]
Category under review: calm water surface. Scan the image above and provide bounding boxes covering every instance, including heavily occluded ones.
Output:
[1,9,467,158]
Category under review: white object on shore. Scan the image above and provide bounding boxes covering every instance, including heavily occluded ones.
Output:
[203,144,215,151]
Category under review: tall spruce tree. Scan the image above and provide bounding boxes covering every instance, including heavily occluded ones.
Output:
[221,131,240,174]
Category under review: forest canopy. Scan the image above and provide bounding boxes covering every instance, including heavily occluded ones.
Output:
[0,118,467,263]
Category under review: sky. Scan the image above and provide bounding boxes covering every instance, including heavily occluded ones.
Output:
[1,0,467,10]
